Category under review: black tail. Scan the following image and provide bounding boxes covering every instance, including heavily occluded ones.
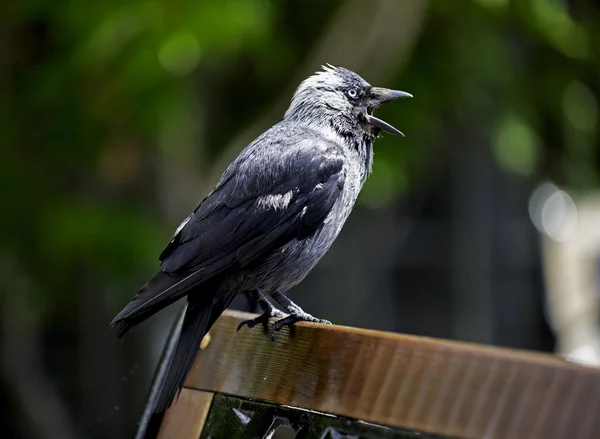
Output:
[111,269,236,412]
[154,292,234,412]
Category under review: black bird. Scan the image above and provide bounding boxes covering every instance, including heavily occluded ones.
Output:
[111,65,411,412]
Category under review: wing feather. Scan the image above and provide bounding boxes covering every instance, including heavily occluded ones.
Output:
[121,123,346,322]
[161,140,345,274]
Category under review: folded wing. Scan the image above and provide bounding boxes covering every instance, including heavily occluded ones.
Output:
[111,137,345,332]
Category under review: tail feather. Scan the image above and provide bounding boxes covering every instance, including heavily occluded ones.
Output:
[111,266,237,412]
[155,292,235,412]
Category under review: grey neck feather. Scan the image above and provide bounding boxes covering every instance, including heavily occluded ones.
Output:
[284,91,374,180]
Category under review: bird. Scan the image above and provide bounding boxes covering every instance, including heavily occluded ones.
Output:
[110,65,411,412]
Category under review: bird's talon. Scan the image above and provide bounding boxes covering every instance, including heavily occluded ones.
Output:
[237,316,266,332]
[267,313,331,340]
[237,319,256,332]
[237,306,289,333]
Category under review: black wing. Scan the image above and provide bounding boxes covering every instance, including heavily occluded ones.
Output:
[112,128,346,327]
[161,142,345,273]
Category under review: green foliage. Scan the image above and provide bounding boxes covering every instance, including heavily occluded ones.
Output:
[4,0,275,317]
[4,0,600,320]
[493,113,540,176]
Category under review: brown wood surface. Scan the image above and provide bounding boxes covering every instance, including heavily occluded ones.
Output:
[186,311,600,439]
[184,310,600,439]
[157,389,213,439]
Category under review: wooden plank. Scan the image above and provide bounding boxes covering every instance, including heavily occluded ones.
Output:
[185,310,600,439]
[157,389,213,439]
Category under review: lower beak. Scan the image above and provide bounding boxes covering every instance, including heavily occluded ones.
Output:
[364,87,412,136]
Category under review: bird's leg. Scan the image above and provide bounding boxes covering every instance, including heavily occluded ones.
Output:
[237,291,287,332]
[243,290,259,313]
[269,291,331,338]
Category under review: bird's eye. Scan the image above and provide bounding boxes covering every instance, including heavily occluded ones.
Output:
[347,89,358,99]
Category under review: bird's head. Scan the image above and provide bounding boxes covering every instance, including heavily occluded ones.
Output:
[284,64,412,139]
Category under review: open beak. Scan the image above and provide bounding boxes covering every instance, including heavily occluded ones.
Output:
[364,87,412,137]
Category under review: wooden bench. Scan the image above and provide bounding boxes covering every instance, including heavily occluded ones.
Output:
[137,310,600,439]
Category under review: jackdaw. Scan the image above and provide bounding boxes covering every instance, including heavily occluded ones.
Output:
[110,65,411,412]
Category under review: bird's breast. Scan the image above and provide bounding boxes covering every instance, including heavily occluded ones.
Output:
[239,143,369,294]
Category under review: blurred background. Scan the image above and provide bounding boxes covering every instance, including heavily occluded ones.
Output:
[3,0,600,437]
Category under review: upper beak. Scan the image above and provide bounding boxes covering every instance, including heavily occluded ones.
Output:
[364,87,412,137]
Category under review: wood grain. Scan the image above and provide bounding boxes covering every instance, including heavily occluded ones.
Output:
[184,310,600,439]
[157,389,213,439]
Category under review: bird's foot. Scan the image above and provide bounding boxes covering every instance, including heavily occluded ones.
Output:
[268,291,332,340]
[237,295,287,332]
[268,311,331,340]
[237,309,288,332]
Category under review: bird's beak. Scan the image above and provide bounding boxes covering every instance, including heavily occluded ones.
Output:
[364,87,412,137]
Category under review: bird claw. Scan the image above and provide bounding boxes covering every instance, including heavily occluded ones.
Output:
[268,313,331,340]
[238,291,331,340]
[237,308,288,332]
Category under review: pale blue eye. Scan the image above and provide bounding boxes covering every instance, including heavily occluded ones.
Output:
[347,89,358,98]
